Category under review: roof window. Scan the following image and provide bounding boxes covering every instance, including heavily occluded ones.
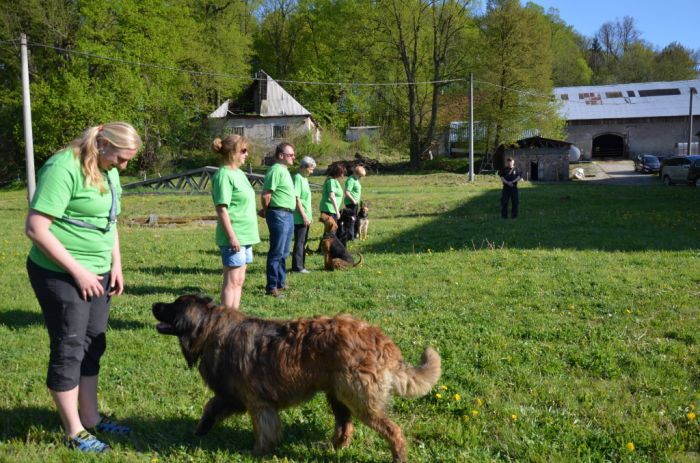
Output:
[637,88,681,97]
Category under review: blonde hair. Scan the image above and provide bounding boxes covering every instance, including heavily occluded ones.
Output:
[212,134,248,165]
[72,122,142,192]
[354,165,366,177]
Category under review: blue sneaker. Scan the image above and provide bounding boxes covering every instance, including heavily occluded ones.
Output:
[65,430,110,453]
[91,415,131,435]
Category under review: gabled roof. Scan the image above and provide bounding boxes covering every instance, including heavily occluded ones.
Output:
[210,70,311,119]
[513,136,572,149]
[554,79,699,121]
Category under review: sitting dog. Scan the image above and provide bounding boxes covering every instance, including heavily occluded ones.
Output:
[336,207,356,246]
[321,231,363,270]
[356,201,369,241]
[152,294,441,463]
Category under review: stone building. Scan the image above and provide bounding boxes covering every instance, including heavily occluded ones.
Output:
[554,79,699,159]
[497,136,572,182]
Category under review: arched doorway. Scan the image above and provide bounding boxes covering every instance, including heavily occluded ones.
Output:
[592,133,625,157]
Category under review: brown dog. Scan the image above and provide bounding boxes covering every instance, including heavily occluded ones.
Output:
[321,232,363,270]
[356,201,369,241]
[152,294,441,462]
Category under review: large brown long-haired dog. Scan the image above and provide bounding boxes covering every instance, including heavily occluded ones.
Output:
[152,294,441,462]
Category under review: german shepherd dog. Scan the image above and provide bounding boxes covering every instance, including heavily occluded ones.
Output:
[356,201,369,241]
[321,231,363,270]
[152,294,441,463]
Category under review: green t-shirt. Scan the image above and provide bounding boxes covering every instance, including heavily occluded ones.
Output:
[320,178,342,214]
[344,175,362,206]
[211,166,261,247]
[28,148,122,274]
[292,173,312,225]
[262,163,296,210]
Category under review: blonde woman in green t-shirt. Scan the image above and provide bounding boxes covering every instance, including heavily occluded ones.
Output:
[25,122,141,452]
[211,135,260,310]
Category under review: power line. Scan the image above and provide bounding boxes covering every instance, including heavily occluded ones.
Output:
[11,40,466,87]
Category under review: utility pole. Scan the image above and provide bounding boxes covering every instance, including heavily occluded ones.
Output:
[21,33,36,202]
[689,87,696,155]
[468,72,474,182]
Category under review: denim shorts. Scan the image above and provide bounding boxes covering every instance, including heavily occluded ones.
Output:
[220,245,253,267]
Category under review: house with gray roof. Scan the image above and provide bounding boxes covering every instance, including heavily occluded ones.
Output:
[209,70,320,160]
[554,79,699,159]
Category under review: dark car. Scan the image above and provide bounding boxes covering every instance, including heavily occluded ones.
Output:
[688,158,700,187]
[633,154,661,174]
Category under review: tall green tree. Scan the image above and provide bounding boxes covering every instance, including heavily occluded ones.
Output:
[476,0,563,155]
[652,42,698,81]
[0,0,252,179]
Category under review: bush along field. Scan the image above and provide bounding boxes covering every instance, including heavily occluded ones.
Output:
[0,173,698,462]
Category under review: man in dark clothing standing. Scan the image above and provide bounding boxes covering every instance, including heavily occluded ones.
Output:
[499,157,522,219]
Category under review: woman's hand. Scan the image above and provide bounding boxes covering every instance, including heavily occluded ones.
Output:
[229,237,241,252]
[109,264,124,296]
[72,267,106,300]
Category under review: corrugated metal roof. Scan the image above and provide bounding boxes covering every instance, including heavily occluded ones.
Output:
[554,79,699,121]
[262,74,311,117]
[209,71,311,118]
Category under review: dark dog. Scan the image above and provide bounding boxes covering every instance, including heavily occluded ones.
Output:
[321,231,363,270]
[356,201,369,241]
[152,294,441,462]
[337,207,356,246]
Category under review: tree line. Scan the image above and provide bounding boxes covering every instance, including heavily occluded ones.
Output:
[1,0,697,180]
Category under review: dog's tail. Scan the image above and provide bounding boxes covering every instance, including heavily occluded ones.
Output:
[353,253,364,267]
[391,347,441,398]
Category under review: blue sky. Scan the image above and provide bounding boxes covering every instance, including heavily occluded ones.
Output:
[530,0,700,51]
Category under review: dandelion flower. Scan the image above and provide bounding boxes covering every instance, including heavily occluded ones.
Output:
[626,442,635,452]
[471,409,479,417]
[511,414,518,421]
[475,398,483,407]
[454,394,461,401]
[688,412,697,421]
[435,393,442,399]
[441,385,448,391]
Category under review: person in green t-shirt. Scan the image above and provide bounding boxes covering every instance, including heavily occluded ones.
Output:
[319,163,346,234]
[342,165,366,241]
[211,135,260,310]
[25,122,142,452]
[291,156,316,273]
[260,142,296,297]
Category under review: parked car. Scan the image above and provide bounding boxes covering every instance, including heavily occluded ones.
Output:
[660,155,700,185]
[688,158,700,187]
[633,154,661,173]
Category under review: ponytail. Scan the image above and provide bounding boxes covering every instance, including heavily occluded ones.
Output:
[72,122,142,193]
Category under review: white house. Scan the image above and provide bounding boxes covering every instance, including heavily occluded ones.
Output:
[209,70,321,157]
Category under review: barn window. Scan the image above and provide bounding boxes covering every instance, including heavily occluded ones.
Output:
[605,91,623,98]
[273,125,289,139]
[560,94,569,100]
[627,91,635,97]
[226,126,244,136]
[638,88,681,97]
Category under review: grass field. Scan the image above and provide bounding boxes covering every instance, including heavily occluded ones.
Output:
[0,173,698,462]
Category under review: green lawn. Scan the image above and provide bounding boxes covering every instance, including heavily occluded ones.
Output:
[1,174,698,462]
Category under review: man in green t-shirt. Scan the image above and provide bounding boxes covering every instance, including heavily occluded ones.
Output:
[260,142,296,297]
